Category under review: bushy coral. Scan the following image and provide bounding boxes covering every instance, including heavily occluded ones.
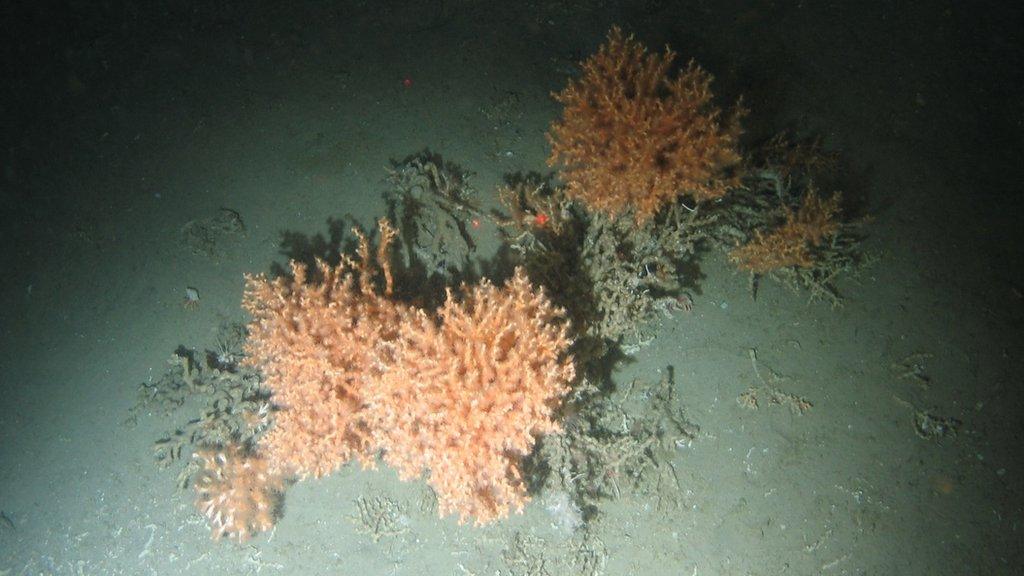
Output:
[240,217,574,526]
[729,187,841,274]
[242,219,407,478]
[547,26,744,223]
[193,443,283,542]
[494,173,708,360]
[364,268,576,524]
[708,131,866,304]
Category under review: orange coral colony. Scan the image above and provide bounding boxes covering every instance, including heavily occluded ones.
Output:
[729,188,842,273]
[193,443,283,542]
[242,219,408,478]
[236,217,575,528]
[364,268,575,525]
[547,26,745,222]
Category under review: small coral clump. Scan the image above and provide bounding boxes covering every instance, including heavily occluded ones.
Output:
[193,443,283,542]
[729,188,841,273]
[364,268,575,525]
[547,26,744,222]
[242,219,407,478]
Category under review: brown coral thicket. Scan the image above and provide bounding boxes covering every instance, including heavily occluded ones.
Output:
[363,268,575,525]
[729,188,841,274]
[242,219,408,478]
[193,443,283,542]
[547,26,744,223]
[756,132,838,183]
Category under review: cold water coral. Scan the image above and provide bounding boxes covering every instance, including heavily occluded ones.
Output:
[364,268,576,525]
[709,132,867,304]
[384,150,481,281]
[242,219,408,478]
[547,27,744,223]
[728,187,841,274]
[495,173,708,359]
[193,443,283,542]
[241,217,575,526]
